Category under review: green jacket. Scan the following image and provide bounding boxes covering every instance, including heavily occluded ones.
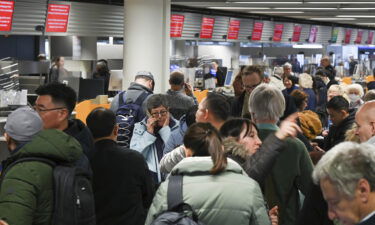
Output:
[145,157,271,225]
[0,129,83,225]
[257,124,314,225]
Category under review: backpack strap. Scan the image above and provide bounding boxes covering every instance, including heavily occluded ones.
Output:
[118,91,126,106]
[134,91,149,105]
[167,175,183,210]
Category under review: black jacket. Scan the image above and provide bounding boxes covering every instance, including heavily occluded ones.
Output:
[324,109,356,151]
[360,213,375,225]
[230,91,246,117]
[368,81,375,91]
[91,139,154,225]
[297,184,333,225]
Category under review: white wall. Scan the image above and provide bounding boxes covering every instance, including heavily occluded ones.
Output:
[198,44,240,68]
[97,44,123,60]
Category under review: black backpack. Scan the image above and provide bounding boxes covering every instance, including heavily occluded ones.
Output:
[0,157,96,225]
[116,91,148,148]
[151,175,205,225]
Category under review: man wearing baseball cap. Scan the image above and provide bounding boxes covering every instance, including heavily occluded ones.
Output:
[0,106,83,225]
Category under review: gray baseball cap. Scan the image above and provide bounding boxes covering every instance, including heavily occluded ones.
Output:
[4,107,43,142]
[135,71,154,82]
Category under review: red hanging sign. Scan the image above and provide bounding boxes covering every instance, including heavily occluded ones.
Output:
[0,1,14,32]
[355,30,363,44]
[344,29,352,44]
[200,17,215,39]
[252,22,264,41]
[291,25,302,42]
[227,19,240,40]
[308,26,318,43]
[170,14,184,38]
[46,4,70,33]
[273,24,284,42]
[367,31,374,44]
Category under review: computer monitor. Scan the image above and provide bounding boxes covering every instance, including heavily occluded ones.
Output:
[108,70,123,91]
[78,78,104,101]
[224,70,234,87]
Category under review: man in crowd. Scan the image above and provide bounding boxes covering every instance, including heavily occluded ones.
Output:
[0,107,83,225]
[313,142,375,225]
[320,56,338,89]
[355,100,375,144]
[110,71,154,115]
[249,84,313,225]
[86,108,154,225]
[160,93,230,173]
[282,63,294,79]
[165,71,197,119]
[34,83,93,170]
[231,65,263,117]
[323,96,355,151]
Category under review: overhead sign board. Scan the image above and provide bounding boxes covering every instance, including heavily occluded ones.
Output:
[46,4,70,33]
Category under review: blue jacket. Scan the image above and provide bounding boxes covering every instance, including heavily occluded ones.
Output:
[163,115,188,155]
[130,117,179,182]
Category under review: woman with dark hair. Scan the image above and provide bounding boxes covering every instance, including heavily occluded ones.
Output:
[145,122,272,225]
[282,75,298,95]
[93,60,111,95]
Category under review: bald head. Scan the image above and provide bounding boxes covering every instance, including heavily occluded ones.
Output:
[355,101,375,142]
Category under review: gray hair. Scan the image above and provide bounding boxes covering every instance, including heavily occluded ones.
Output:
[146,94,168,113]
[312,142,375,198]
[299,73,313,89]
[283,63,292,69]
[249,84,285,122]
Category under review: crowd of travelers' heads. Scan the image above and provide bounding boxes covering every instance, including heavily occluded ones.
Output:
[183,122,227,175]
[326,96,350,126]
[313,142,375,224]
[220,118,261,156]
[135,71,155,91]
[290,89,308,112]
[86,107,117,140]
[195,93,230,124]
[249,84,285,123]
[241,65,263,94]
[283,75,298,89]
[34,83,77,129]
[146,94,169,128]
[355,101,375,143]
[364,90,375,102]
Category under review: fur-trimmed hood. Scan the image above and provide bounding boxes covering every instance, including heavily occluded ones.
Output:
[223,137,249,159]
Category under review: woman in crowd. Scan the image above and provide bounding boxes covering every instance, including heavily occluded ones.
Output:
[47,56,67,83]
[345,83,364,109]
[298,73,316,111]
[130,94,179,184]
[282,75,298,95]
[93,59,111,95]
[145,122,274,225]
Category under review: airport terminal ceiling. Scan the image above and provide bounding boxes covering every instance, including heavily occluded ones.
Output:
[74,0,375,28]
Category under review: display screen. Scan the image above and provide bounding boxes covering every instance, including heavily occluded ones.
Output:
[355,30,363,44]
[331,28,339,43]
[308,26,318,43]
[344,29,352,44]
[368,31,374,44]
[200,17,215,39]
[0,1,14,32]
[273,24,284,42]
[291,25,302,42]
[46,4,70,33]
[252,22,264,41]
[170,14,184,38]
[227,19,240,40]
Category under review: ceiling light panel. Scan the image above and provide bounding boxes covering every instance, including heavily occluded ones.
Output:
[250,11,304,13]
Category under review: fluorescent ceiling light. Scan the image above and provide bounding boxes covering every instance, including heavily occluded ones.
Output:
[341,8,375,10]
[308,1,375,3]
[208,7,271,10]
[356,23,375,25]
[275,7,336,10]
[337,15,375,18]
[250,11,304,13]
[234,2,302,4]
[311,17,356,20]
[293,44,323,49]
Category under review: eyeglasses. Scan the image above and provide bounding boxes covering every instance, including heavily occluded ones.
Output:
[33,105,66,113]
[150,110,168,117]
[243,82,261,90]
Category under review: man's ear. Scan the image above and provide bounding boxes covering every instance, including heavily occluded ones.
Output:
[113,124,119,137]
[4,132,10,144]
[357,178,371,203]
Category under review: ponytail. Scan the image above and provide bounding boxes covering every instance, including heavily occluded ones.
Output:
[183,123,227,175]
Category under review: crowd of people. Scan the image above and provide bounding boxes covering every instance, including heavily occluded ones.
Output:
[0,56,375,225]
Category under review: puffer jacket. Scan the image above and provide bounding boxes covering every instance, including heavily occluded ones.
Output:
[0,129,82,225]
[163,115,188,155]
[130,117,179,182]
[145,157,271,225]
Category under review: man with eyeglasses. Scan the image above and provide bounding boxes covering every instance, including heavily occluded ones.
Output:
[355,101,375,144]
[130,94,179,184]
[231,65,263,118]
[34,83,94,170]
